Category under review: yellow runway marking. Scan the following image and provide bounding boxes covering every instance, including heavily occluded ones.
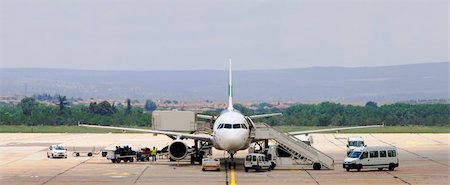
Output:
[230,166,237,185]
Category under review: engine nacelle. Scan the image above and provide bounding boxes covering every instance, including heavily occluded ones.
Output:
[168,140,189,160]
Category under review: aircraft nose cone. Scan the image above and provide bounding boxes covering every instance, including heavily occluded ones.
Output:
[221,132,242,150]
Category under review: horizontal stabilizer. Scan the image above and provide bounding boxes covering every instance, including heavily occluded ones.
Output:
[197,114,214,120]
[248,113,283,119]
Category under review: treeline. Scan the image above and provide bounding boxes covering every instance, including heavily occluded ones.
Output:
[0,98,448,127]
[242,102,449,127]
[0,97,152,126]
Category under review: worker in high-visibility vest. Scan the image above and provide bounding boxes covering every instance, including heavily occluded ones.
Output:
[151,146,157,161]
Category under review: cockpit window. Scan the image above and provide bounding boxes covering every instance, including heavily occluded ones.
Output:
[233,124,241,129]
[241,124,248,129]
[224,124,232,129]
[218,124,224,129]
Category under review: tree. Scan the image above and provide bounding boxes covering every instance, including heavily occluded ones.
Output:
[97,101,115,115]
[125,99,132,114]
[56,95,69,115]
[365,101,378,108]
[19,97,37,116]
[144,100,157,112]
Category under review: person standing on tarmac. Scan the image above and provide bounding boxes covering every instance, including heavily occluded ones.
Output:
[151,146,157,161]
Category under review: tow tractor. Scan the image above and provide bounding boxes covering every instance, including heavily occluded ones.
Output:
[102,145,137,163]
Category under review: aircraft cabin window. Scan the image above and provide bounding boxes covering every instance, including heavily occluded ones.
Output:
[224,124,232,129]
[233,124,241,129]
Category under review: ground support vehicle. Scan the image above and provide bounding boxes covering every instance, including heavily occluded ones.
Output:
[47,145,67,158]
[343,146,399,171]
[201,157,220,171]
[102,146,137,163]
[244,153,274,172]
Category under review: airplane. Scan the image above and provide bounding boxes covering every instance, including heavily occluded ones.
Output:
[79,60,382,165]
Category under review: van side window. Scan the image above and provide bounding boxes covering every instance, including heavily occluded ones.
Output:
[380,151,387,157]
[360,151,368,159]
[252,156,257,161]
[246,155,251,161]
[49,146,52,150]
[388,150,396,157]
[369,151,378,158]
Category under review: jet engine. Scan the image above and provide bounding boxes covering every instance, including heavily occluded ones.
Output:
[168,139,189,160]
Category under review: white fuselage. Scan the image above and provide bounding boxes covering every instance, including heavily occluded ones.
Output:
[212,110,251,155]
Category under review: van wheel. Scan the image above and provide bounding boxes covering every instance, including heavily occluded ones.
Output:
[75,153,80,157]
[202,168,205,171]
[346,168,349,171]
[388,164,395,171]
[357,164,362,171]
[47,154,50,158]
[116,159,121,163]
[245,167,249,172]
[255,166,262,172]
[88,152,92,157]
[378,168,383,171]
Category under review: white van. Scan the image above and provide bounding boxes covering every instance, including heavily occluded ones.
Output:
[347,136,366,155]
[244,153,274,172]
[343,146,398,171]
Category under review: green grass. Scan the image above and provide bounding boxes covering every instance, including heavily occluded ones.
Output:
[0,125,448,133]
[274,125,450,133]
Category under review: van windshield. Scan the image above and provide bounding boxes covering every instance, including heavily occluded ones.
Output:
[348,141,364,147]
[348,151,362,158]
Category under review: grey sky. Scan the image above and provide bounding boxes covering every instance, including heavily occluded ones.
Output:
[0,0,448,71]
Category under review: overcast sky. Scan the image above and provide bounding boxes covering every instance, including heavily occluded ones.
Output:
[0,0,448,71]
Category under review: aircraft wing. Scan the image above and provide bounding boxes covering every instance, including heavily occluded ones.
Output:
[79,123,213,142]
[288,124,384,135]
[248,113,283,119]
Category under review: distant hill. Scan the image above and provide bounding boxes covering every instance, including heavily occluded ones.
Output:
[0,62,448,102]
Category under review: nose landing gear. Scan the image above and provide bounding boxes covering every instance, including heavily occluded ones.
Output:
[227,153,236,169]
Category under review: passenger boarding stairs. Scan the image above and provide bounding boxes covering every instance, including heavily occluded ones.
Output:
[251,122,334,170]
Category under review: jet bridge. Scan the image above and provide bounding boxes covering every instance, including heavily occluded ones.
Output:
[250,122,334,170]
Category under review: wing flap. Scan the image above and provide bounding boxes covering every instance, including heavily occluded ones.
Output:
[288,124,384,135]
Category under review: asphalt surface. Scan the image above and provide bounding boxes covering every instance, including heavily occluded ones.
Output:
[0,133,449,185]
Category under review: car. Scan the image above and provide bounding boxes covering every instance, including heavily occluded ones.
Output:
[47,145,67,158]
[202,157,220,171]
[343,146,399,171]
[244,153,274,172]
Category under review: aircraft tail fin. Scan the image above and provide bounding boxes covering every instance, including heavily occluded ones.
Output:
[227,59,234,111]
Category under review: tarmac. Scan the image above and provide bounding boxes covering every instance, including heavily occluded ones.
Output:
[0,133,449,185]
